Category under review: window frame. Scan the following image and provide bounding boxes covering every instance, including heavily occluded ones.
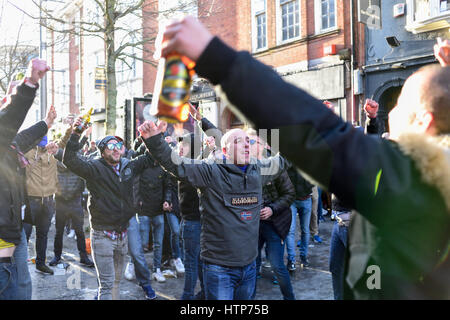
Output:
[315,0,337,34]
[252,0,268,52]
[275,0,301,45]
[406,0,450,33]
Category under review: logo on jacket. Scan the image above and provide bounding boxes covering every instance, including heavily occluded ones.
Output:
[231,196,258,206]
[240,211,252,221]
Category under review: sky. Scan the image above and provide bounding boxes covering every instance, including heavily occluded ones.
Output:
[0,0,41,47]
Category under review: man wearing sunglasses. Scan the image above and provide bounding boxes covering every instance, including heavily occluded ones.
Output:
[63,118,156,300]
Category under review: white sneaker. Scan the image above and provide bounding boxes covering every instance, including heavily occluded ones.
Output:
[152,268,166,283]
[162,269,177,279]
[170,258,185,274]
[322,209,329,216]
[124,262,135,281]
[67,229,75,238]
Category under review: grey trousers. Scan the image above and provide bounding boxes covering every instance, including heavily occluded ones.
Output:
[91,229,128,300]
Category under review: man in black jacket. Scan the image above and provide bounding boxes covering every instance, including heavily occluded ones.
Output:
[50,127,94,268]
[158,18,449,299]
[0,59,49,300]
[63,119,154,300]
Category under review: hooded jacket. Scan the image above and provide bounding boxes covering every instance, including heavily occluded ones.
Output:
[193,37,450,299]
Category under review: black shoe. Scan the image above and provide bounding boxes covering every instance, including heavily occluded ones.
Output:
[36,264,54,275]
[287,260,296,271]
[49,256,61,267]
[300,256,310,268]
[80,255,95,268]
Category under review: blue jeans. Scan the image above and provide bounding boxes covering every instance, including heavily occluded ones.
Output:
[0,258,18,300]
[128,215,152,287]
[317,188,324,222]
[138,215,151,248]
[285,205,297,262]
[150,213,181,270]
[180,219,205,300]
[203,260,257,300]
[292,198,312,258]
[13,229,32,300]
[256,222,295,300]
[329,222,348,300]
[24,196,55,266]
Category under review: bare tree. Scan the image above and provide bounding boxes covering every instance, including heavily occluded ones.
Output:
[0,20,38,95]
[23,0,221,135]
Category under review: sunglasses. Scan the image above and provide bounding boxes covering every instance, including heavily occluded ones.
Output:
[106,142,123,150]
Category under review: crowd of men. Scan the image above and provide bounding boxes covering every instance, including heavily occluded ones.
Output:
[0,16,449,301]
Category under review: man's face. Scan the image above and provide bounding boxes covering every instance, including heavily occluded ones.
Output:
[248,135,265,159]
[90,141,96,149]
[178,141,191,157]
[224,129,250,165]
[102,139,123,165]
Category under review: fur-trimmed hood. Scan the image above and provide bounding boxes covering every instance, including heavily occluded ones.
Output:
[397,133,450,212]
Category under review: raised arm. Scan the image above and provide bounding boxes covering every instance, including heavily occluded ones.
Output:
[139,120,213,188]
[63,132,97,180]
[12,121,48,154]
[0,59,49,158]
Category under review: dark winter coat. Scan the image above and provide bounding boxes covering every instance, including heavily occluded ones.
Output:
[0,83,44,245]
[287,162,314,199]
[63,133,153,232]
[194,36,450,299]
[143,133,285,267]
[262,168,295,240]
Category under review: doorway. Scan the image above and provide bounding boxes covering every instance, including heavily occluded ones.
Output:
[378,86,402,133]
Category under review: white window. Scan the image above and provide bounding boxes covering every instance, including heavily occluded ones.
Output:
[252,0,267,51]
[280,0,300,41]
[406,0,450,33]
[315,0,337,33]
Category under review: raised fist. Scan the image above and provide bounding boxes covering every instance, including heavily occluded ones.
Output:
[45,141,59,155]
[45,105,57,129]
[323,101,335,109]
[364,99,379,118]
[434,38,450,67]
[138,120,166,139]
[25,59,50,85]
[188,102,202,121]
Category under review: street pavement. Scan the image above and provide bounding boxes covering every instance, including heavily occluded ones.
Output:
[28,212,334,300]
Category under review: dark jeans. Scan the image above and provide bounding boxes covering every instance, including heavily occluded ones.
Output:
[329,222,348,300]
[203,260,257,300]
[255,222,295,300]
[180,219,204,300]
[0,258,18,300]
[54,196,87,258]
[24,196,55,266]
[317,187,324,222]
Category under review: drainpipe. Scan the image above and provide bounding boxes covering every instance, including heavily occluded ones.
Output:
[350,0,355,124]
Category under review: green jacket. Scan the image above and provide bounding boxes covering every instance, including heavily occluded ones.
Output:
[193,37,450,299]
